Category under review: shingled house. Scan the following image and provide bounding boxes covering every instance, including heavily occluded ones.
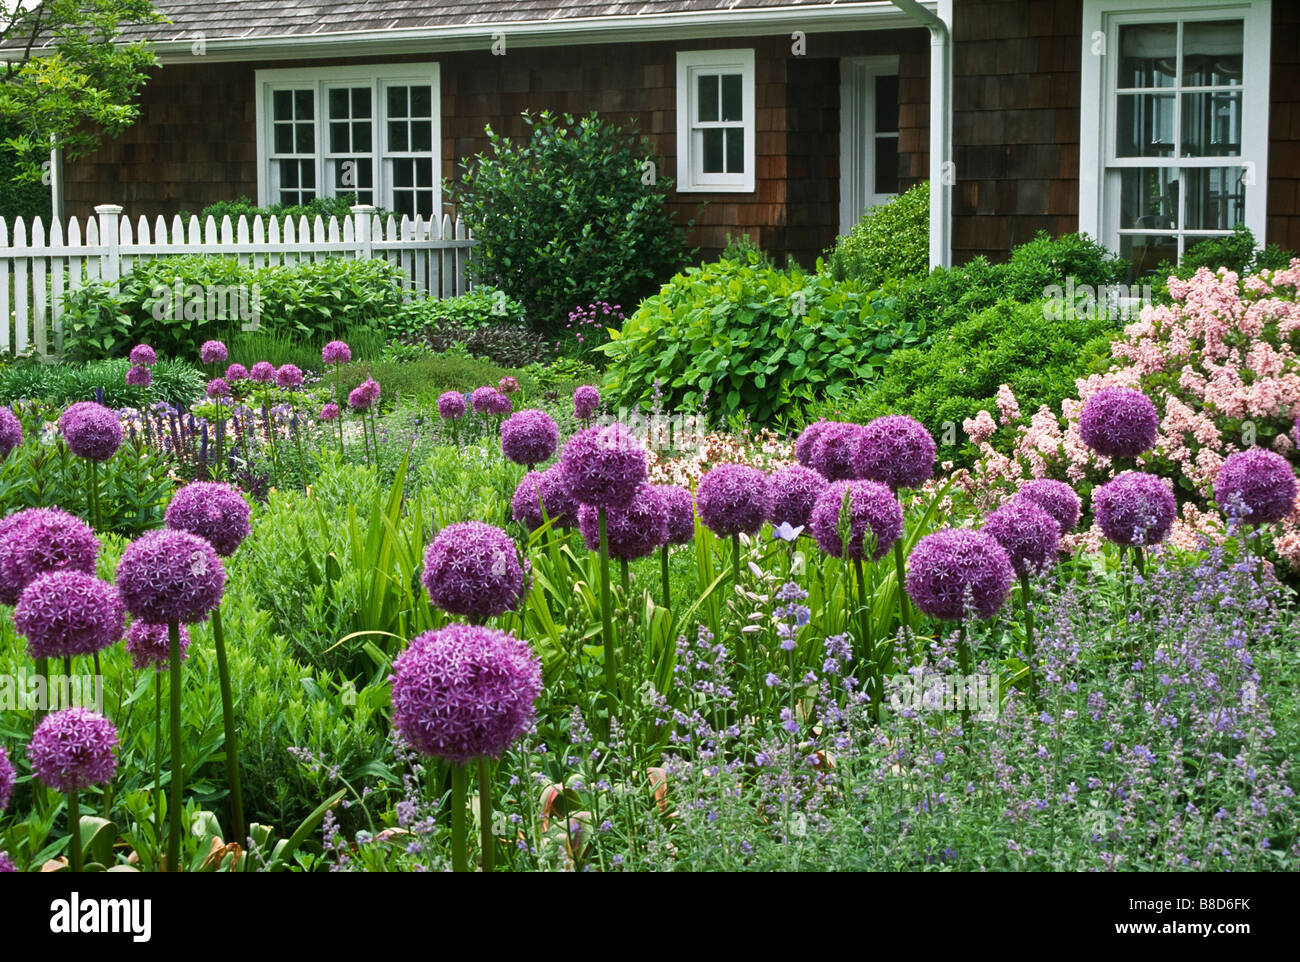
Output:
[48,0,1300,273]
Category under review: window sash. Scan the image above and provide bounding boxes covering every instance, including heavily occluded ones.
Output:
[676,50,755,192]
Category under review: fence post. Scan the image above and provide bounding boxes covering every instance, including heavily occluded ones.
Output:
[95,204,123,288]
[351,204,376,261]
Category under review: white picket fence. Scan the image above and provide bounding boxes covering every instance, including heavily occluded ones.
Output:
[0,203,477,355]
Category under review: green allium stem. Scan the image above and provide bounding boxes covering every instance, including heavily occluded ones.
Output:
[69,790,82,873]
[167,621,184,872]
[211,607,245,849]
[598,508,616,732]
[1020,572,1037,705]
[154,670,162,866]
[660,544,671,612]
[478,757,494,872]
[451,763,469,873]
[892,537,911,653]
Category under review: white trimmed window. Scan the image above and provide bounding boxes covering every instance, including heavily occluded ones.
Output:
[1080,1,1270,279]
[839,56,900,234]
[676,49,756,192]
[255,64,441,218]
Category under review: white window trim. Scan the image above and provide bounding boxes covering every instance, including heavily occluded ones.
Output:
[839,55,900,235]
[1079,0,1270,257]
[675,48,756,193]
[253,62,442,216]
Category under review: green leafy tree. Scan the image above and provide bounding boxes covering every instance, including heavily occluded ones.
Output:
[0,0,164,179]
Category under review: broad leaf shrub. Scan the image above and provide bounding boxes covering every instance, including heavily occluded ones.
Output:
[392,286,527,338]
[825,181,929,289]
[597,255,919,427]
[449,110,692,332]
[188,193,388,225]
[1152,224,1295,301]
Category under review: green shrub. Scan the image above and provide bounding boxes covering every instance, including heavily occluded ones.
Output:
[597,255,919,427]
[815,298,1117,463]
[0,121,52,223]
[826,181,930,289]
[721,232,775,270]
[1152,225,1296,300]
[392,286,526,337]
[334,353,530,404]
[0,357,205,407]
[449,110,692,332]
[189,193,389,225]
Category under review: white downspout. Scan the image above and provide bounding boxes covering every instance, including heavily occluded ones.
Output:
[889,0,952,269]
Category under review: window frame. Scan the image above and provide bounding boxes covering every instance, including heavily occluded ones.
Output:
[254,63,442,218]
[839,55,901,235]
[1079,0,1270,264]
[675,48,757,193]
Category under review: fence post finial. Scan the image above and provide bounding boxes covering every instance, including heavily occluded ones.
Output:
[94,204,124,288]
[351,204,377,262]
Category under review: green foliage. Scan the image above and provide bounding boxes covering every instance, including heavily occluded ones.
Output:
[449,110,692,332]
[0,122,51,222]
[1152,225,1296,300]
[190,194,389,225]
[818,298,1117,462]
[826,181,930,289]
[598,256,918,426]
[392,286,527,337]
[227,329,386,370]
[720,232,775,270]
[0,357,205,407]
[334,354,529,404]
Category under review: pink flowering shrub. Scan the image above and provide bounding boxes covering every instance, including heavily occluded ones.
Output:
[960,262,1300,564]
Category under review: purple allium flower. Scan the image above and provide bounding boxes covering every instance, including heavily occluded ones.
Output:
[275,364,304,390]
[858,415,937,490]
[225,363,249,383]
[437,391,467,420]
[765,465,828,528]
[809,480,903,561]
[511,466,580,530]
[501,409,560,468]
[125,364,152,388]
[164,481,252,556]
[206,378,231,400]
[498,376,520,395]
[656,484,696,545]
[0,406,21,459]
[558,423,648,510]
[1213,448,1298,525]
[27,707,119,794]
[0,508,99,605]
[322,340,352,365]
[349,378,381,411]
[809,422,866,481]
[249,361,276,383]
[124,621,191,673]
[320,402,339,422]
[573,385,600,422]
[13,571,124,659]
[578,484,668,560]
[0,852,14,872]
[115,529,226,624]
[1092,471,1177,547]
[1079,387,1159,459]
[0,745,15,812]
[981,499,1060,577]
[470,386,501,415]
[200,340,228,365]
[129,344,156,367]
[696,464,768,537]
[794,420,835,468]
[1014,479,1082,533]
[421,521,526,618]
[389,624,542,764]
[59,401,122,462]
[906,529,1014,621]
[488,392,513,416]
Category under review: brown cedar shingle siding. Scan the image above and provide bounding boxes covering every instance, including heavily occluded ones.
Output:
[1269,1,1300,253]
[63,30,931,268]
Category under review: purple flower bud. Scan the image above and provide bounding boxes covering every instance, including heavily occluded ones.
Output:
[1013,479,1081,533]
[559,423,648,510]
[906,529,1014,622]
[577,484,668,560]
[322,340,352,365]
[438,391,467,420]
[27,707,119,794]
[59,401,122,461]
[656,484,696,545]
[275,364,304,389]
[512,466,580,530]
[982,498,1060,577]
[125,364,152,388]
[0,406,21,459]
[857,415,936,490]
[129,344,157,367]
[421,521,526,618]
[125,620,191,673]
[765,465,828,529]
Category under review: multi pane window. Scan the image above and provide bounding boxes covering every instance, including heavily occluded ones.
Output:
[676,50,756,192]
[257,66,440,219]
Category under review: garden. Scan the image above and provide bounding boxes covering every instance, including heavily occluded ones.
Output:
[0,113,1298,874]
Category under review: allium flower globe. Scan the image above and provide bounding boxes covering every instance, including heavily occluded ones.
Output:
[500,409,560,468]
[656,485,696,545]
[249,361,275,383]
[125,364,152,388]
[129,344,156,367]
[558,423,647,510]
[906,529,1014,621]
[573,385,600,421]
[390,624,541,764]
[0,852,13,872]
[125,621,191,672]
[1013,479,1082,533]
[320,402,340,422]
[765,465,828,529]
[0,406,21,459]
[578,484,669,560]
[14,571,125,659]
[438,391,467,420]
[200,340,228,365]
[322,340,352,365]
[59,401,122,461]
[1092,472,1177,547]
[981,499,1060,577]
[696,464,768,537]
[471,386,501,415]
[0,745,15,812]
[809,422,865,481]
[1213,448,1298,524]
[349,378,381,411]
[275,364,304,389]
[511,466,580,530]
[225,363,249,383]
[421,521,526,618]
[0,508,99,605]
[1079,387,1159,459]
[794,419,834,468]
[858,415,937,490]
[27,708,119,794]
[116,529,226,624]
[206,378,231,400]
[498,376,520,395]
[164,481,252,556]
[809,480,903,561]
